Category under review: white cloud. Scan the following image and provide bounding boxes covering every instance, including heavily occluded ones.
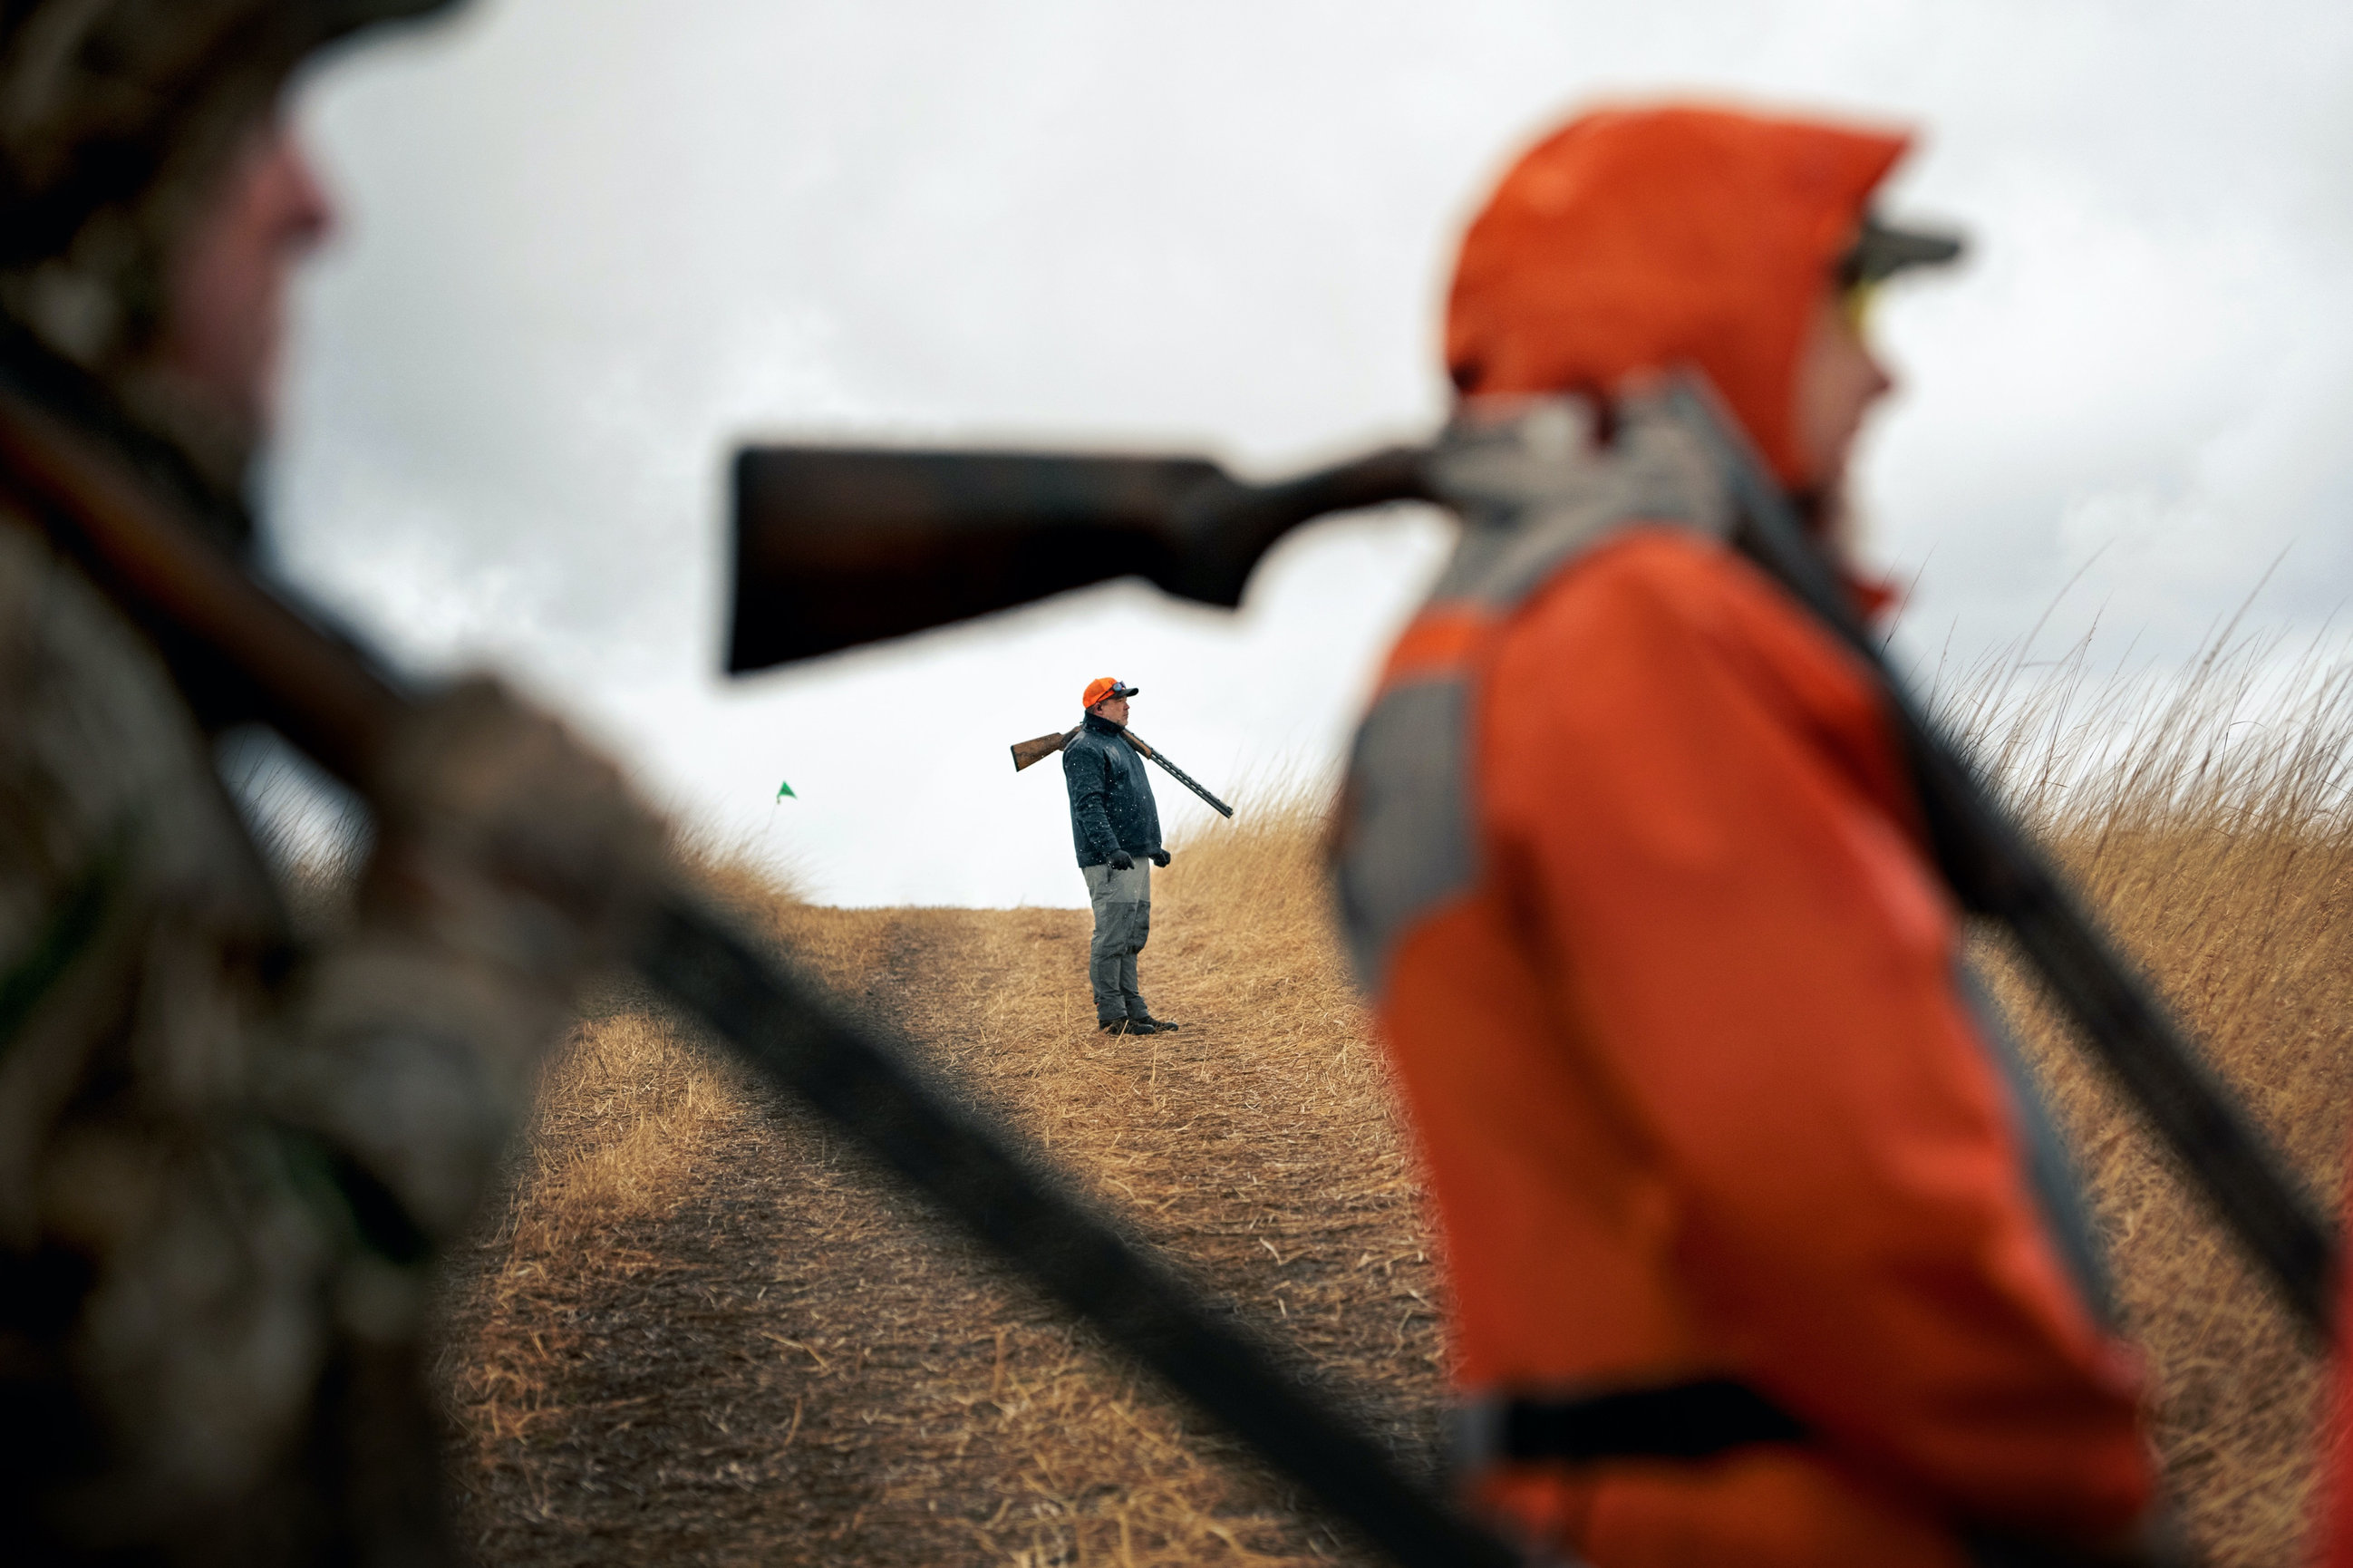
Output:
[266,0,2353,905]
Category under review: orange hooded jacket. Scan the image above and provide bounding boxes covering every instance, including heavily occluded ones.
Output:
[1347,107,2154,1565]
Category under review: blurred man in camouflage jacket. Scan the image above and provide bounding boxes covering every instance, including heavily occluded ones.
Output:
[0,4,664,1563]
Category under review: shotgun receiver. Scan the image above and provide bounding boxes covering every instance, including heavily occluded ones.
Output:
[1010,723,1237,819]
[731,380,2336,1338]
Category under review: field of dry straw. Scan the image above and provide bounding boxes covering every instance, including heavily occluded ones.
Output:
[432,631,2353,1567]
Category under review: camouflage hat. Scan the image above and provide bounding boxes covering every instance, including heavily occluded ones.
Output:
[0,0,461,368]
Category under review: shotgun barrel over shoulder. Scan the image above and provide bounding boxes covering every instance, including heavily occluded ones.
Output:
[1008,720,1236,818]
[1122,730,1235,819]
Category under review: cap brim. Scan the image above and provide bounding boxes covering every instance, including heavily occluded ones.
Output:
[1845,216,1965,286]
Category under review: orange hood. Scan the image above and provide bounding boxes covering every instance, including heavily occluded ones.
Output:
[1446,105,1908,486]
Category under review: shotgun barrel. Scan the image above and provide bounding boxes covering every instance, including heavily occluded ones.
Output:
[1119,727,1235,819]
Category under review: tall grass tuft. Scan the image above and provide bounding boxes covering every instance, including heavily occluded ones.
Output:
[1940,626,2353,1563]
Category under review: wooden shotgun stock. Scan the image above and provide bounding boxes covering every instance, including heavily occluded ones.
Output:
[1011,728,1079,770]
[730,443,1432,669]
[0,387,1522,1568]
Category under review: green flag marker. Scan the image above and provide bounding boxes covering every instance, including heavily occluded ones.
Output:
[776,779,796,800]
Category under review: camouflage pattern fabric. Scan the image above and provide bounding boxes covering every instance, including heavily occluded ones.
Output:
[0,482,570,1561]
[0,5,657,1561]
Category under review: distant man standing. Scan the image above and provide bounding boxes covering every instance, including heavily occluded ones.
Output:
[1063,678,1176,1035]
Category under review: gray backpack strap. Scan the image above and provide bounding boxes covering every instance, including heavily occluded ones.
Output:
[1334,393,1736,991]
[1427,391,1737,609]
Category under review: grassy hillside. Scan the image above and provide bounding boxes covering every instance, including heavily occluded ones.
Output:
[433,816,1445,1565]
[433,639,2353,1567]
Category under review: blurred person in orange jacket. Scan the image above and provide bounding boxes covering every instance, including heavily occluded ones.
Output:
[1331,105,2170,1567]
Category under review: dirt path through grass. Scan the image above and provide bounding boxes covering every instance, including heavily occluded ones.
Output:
[435,896,1447,1566]
[437,769,2349,1568]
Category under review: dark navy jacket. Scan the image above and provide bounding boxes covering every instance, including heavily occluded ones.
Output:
[1061,712,1162,867]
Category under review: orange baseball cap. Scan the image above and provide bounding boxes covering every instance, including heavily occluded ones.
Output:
[1082,677,1139,708]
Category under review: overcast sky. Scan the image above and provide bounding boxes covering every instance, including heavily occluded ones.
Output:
[265,0,2353,907]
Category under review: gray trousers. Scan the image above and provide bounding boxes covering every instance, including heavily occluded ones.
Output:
[1082,859,1152,1023]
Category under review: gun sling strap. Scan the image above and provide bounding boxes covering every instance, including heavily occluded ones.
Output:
[1655,380,2336,1339]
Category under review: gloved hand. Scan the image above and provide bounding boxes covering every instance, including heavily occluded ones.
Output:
[1149,848,1171,867]
[1108,850,1134,871]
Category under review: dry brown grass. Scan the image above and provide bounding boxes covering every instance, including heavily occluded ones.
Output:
[435,634,2353,1567]
[1948,632,2353,1566]
[433,804,1445,1565]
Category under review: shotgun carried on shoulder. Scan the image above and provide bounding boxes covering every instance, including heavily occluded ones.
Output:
[0,382,1524,1568]
[731,377,2338,1340]
[1010,723,1236,819]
